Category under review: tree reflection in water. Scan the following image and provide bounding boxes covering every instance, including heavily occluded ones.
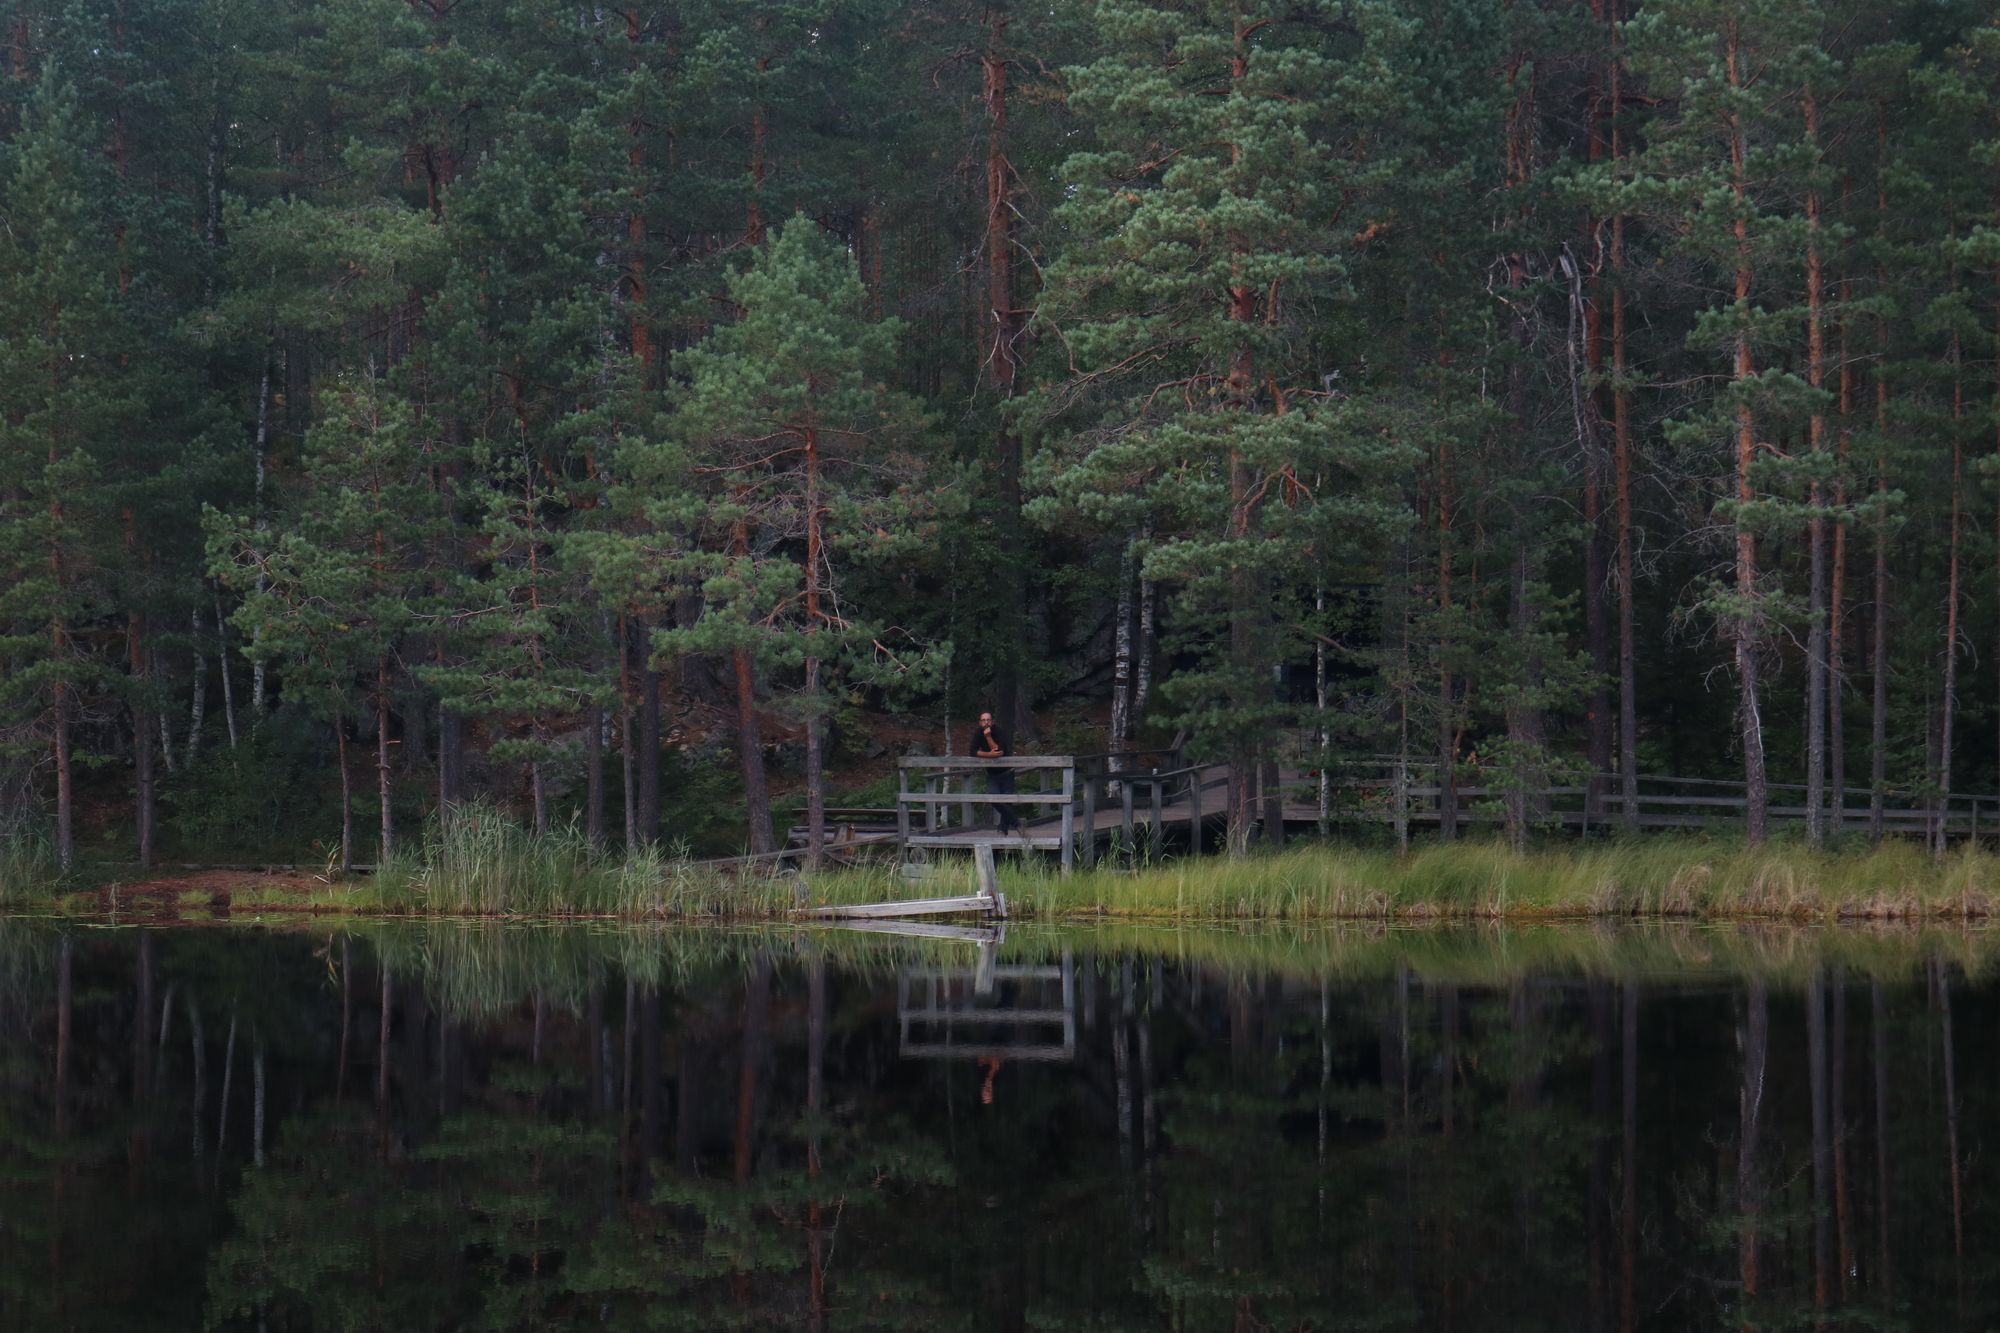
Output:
[0,919,1990,1330]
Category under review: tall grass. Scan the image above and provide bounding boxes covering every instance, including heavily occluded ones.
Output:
[0,827,56,905]
[377,801,821,918]
[959,835,2000,922]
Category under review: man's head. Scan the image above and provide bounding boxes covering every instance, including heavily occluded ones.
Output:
[979,712,995,731]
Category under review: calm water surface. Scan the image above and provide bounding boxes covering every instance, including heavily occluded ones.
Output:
[0,918,1993,1330]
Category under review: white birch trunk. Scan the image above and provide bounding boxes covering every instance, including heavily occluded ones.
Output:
[186,606,206,768]
[214,587,237,748]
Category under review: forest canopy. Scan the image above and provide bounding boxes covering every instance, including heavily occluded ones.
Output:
[2,0,1998,869]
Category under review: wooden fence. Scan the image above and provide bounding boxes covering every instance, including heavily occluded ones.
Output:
[1316,758,1999,841]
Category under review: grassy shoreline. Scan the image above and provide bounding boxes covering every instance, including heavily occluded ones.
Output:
[16,833,2000,924]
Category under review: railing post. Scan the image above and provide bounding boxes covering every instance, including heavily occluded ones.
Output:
[1188,767,1202,852]
[897,764,910,856]
[1082,773,1098,868]
[1121,772,1135,853]
[1060,761,1076,874]
[1149,768,1163,842]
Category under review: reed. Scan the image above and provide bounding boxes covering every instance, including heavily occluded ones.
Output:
[0,828,54,904]
[951,835,2000,922]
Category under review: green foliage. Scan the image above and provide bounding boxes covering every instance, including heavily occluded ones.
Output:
[160,723,343,858]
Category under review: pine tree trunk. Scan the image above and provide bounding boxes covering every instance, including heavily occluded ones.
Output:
[1505,543,1548,853]
[1727,20,1767,845]
[335,721,353,872]
[1582,73,1614,819]
[376,663,393,862]
[1110,535,1135,773]
[624,7,652,382]
[185,606,207,770]
[585,693,604,850]
[1227,449,1254,857]
[52,622,72,873]
[983,4,1029,740]
[1832,281,1852,836]
[1133,521,1155,724]
[438,700,462,811]
[1315,581,1330,837]
[129,610,153,869]
[619,617,637,852]
[639,642,663,845]
[745,51,770,246]
[251,357,270,716]
[1868,110,1891,845]
[1437,430,1458,841]
[1934,339,1964,858]
[1803,93,1828,850]
[1220,21,1263,858]
[1869,489,1888,844]
[1614,265,1638,829]
[727,512,775,854]
[803,421,825,869]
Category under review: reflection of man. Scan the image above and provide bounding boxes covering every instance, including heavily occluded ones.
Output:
[975,711,1018,833]
[978,1055,1003,1105]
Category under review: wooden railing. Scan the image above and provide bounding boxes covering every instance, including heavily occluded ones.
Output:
[896,750,1210,871]
[1317,759,2000,840]
[893,749,1999,872]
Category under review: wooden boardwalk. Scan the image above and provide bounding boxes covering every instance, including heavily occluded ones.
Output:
[786,752,2000,907]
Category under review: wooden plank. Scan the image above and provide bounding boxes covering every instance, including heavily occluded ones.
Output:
[899,755,1074,769]
[902,1042,1073,1062]
[826,919,1006,943]
[904,824,1064,844]
[804,894,999,920]
[898,792,1063,805]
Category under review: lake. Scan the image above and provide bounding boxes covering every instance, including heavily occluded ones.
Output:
[0,917,1991,1330]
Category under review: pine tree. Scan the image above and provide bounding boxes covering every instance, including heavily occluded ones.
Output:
[658,221,935,865]
[212,375,439,868]
[0,72,133,870]
[1625,0,1829,845]
[1037,0,1414,853]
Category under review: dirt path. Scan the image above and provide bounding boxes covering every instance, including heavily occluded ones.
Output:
[92,869,329,919]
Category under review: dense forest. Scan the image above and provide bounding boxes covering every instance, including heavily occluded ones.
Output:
[3,0,1999,871]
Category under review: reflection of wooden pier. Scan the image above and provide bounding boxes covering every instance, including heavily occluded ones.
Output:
[898,949,1076,1064]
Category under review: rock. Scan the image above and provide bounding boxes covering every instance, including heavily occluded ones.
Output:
[904,740,933,758]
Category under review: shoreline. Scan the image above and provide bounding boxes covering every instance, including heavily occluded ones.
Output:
[14,836,2000,925]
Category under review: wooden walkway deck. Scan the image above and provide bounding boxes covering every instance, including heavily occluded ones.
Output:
[784,753,2000,918]
[874,753,2000,870]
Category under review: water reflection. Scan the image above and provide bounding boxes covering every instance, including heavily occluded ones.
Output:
[0,919,1993,1330]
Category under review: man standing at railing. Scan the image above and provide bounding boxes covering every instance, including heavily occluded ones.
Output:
[975,711,1019,834]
